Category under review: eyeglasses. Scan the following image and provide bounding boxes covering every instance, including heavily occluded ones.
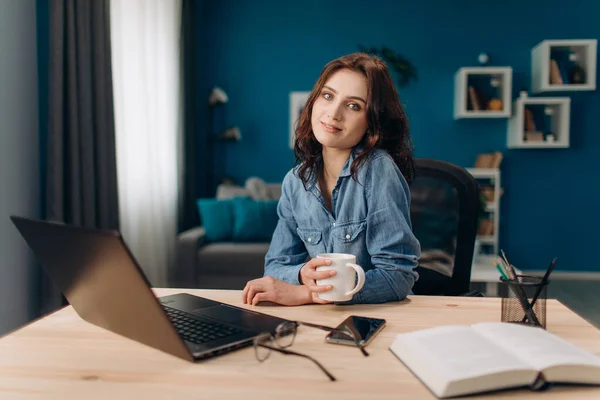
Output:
[292,320,369,356]
[253,320,369,382]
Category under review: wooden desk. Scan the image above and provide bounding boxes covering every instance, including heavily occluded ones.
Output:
[1,289,599,399]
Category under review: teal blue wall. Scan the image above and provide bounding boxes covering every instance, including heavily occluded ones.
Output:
[196,0,600,272]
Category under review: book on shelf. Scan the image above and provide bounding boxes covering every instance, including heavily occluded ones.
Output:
[524,108,536,132]
[524,131,544,142]
[478,218,494,236]
[549,59,564,85]
[467,86,481,111]
[474,152,503,169]
[389,322,600,399]
[558,59,570,84]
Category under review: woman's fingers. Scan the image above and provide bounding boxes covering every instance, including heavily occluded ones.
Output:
[242,275,334,306]
[308,269,337,281]
[308,284,333,293]
[251,291,270,306]
[246,284,262,305]
[304,278,316,287]
[311,292,332,304]
[300,259,335,284]
[241,283,250,304]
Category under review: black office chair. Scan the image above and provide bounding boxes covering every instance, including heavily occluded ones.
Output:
[410,158,480,296]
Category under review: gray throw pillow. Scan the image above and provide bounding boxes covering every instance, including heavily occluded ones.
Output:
[216,184,249,200]
[245,177,271,200]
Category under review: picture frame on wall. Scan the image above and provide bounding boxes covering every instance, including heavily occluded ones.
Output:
[289,91,310,149]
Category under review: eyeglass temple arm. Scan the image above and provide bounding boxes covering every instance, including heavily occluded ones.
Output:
[259,344,336,381]
[296,321,369,356]
[295,321,331,330]
[343,325,370,357]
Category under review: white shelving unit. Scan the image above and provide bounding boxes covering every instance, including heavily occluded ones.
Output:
[532,39,597,93]
[454,67,512,119]
[466,168,500,259]
[507,92,570,149]
[471,254,522,296]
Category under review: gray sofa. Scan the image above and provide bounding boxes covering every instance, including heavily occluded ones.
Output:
[173,180,282,289]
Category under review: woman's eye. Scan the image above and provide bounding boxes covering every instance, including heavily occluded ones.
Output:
[348,103,361,111]
[323,92,333,100]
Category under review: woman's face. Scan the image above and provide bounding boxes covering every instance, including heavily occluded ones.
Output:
[311,69,368,151]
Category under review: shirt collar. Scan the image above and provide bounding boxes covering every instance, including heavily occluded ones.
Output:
[306,145,362,190]
[339,147,359,178]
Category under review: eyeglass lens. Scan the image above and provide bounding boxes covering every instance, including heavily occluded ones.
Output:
[254,333,274,362]
[274,321,297,348]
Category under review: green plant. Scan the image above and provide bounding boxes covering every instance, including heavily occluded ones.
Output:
[358,45,418,86]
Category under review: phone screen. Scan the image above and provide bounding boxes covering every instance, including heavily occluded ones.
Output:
[327,315,386,344]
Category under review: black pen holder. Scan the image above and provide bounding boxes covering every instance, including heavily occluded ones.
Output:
[499,275,548,329]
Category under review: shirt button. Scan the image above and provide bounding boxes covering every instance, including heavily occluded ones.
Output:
[332,222,336,227]
[345,234,351,239]
[308,237,312,242]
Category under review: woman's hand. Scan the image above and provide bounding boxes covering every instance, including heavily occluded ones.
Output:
[299,258,337,291]
[242,276,333,306]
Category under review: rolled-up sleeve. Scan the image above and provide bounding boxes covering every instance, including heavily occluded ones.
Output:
[263,172,307,285]
[344,156,420,304]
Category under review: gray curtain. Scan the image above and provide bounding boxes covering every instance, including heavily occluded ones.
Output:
[44,0,119,311]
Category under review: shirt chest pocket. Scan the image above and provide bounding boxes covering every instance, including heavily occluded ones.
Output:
[331,221,366,243]
[296,227,323,251]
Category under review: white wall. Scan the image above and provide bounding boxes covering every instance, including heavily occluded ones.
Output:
[0,0,40,335]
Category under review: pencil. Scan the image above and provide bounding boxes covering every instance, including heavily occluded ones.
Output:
[500,249,541,327]
[520,257,557,323]
[495,264,508,280]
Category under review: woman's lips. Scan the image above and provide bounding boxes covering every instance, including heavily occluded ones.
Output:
[321,122,342,133]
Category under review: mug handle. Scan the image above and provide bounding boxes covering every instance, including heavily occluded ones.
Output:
[344,263,365,296]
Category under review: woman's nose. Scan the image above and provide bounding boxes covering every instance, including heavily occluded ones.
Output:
[327,103,343,121]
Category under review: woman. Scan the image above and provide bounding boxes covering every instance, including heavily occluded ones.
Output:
[242,52,420,306]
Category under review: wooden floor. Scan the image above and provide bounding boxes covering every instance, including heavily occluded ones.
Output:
[548,279,600,329]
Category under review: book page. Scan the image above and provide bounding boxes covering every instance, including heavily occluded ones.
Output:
[395,325,534,381]
[473,323,600,374]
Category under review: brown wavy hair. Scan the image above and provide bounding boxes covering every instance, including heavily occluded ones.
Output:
[293,52,415,186]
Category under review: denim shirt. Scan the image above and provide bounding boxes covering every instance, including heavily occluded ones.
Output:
[264,148,421,304]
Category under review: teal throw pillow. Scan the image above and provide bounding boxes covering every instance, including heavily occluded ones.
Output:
[196,198,234,242]
[231,197,279,242]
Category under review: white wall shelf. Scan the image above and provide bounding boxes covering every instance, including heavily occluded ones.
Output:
[468,168,499,179]
[454,67,512,119]
[478,236,496,246]
[507,92,570,149]
[532,39,597,93]
[466,168,501,259]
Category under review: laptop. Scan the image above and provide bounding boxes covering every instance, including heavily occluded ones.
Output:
[10,216,289,362]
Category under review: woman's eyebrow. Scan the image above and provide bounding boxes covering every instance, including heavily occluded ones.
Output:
[323,85,366,104]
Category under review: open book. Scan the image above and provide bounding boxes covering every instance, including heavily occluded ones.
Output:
[389,322,600,398]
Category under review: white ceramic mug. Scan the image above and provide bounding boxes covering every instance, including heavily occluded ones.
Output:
[316,253,365,302]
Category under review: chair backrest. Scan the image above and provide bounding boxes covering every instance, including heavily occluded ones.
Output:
[410,158,479,296]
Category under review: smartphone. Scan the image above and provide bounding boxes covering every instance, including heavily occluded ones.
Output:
[325,315,386,346]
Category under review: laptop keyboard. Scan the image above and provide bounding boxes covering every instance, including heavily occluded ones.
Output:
[162,306,243,345]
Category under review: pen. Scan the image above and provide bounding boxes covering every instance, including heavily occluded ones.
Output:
[496,257,511,277]
[500,250,516,280]
[520,257,557,323]
[500,249,541,326]
[495,264,508,280]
